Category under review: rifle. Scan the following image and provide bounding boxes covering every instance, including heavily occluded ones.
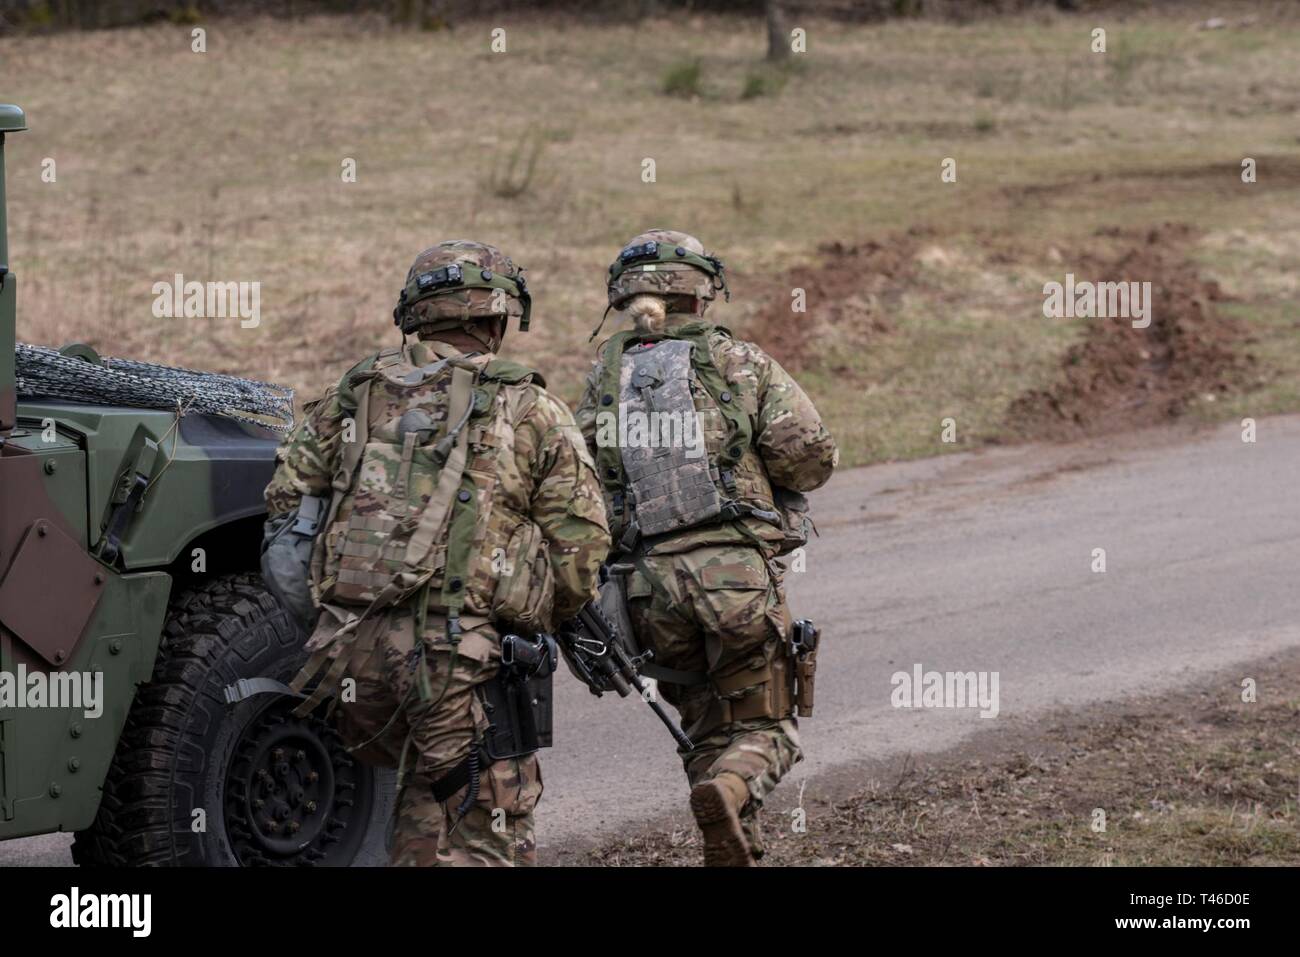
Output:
[558,600,695,752]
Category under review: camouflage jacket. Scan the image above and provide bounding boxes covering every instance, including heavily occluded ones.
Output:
[575,317,838,556]
[266,339,610,623]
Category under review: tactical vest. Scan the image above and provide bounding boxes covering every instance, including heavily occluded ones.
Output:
[595,322,782,548]
[619,339,722,536]
[311,343,554,634]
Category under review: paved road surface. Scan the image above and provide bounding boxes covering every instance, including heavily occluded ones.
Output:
[5,415,1297,864]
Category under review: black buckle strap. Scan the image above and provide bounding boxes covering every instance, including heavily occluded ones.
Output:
[290,494,325,537]
[617,521,641,555]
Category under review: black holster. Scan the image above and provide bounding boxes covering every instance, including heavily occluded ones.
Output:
[432,668,554,810]
[479,633,557,760]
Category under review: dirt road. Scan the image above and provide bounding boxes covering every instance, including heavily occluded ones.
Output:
[540,413,1300,858]
[5,414,1297,866]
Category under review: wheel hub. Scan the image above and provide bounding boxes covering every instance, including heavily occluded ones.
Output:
[223,701,373,866]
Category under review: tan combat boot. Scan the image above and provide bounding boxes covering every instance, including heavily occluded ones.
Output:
[690,772,756,867]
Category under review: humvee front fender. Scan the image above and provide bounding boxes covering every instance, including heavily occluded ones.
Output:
[15,401,279,571]
[0,563,169,839]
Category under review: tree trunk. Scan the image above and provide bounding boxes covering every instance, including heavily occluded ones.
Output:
[765,0,790,62]
[391,0,418,27]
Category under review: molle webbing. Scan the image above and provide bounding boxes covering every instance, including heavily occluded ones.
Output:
[292,346,490,715]
[404,362,475,576]
[619,339,721,537]
[436,366,477,622]
[595,323,754,526]
[327,354,476,600]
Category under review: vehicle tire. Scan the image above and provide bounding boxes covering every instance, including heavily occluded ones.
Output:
[71,572,396,867]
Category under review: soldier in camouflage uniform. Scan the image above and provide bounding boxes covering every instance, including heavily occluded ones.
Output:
[575,229,837,866]
[265,241,609,866]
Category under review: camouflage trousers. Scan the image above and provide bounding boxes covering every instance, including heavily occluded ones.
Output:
[625,544,802,857]
[334,609,543,866]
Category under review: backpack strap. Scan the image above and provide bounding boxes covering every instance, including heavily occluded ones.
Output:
[403,361,477,571]
[336,348,399,413]
[427,360,478,651]
[483,357,545,388]
[595,328,645,496]
[671,323,753,492]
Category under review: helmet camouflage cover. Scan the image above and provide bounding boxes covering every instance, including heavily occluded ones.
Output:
[606,228,726,309]
[395,239,529,335]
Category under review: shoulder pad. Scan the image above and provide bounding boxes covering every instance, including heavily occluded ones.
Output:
[669,320,731,340]
[482,358,546,388]
[337,353,384,412]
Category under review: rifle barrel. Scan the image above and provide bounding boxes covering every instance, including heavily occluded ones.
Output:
[645,691,694,751]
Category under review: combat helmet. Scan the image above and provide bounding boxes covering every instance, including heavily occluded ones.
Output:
[606,228,728,310]
[393,240,531,337]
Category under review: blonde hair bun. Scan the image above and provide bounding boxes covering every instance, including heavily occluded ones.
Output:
[624,294,667,333]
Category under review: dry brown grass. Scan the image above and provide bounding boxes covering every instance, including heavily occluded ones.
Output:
[3,6,1297,461]
[582,652,1300,867]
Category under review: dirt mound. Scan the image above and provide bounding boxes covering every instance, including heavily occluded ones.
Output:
[741,229,926,369]
[1006,224,1254,441]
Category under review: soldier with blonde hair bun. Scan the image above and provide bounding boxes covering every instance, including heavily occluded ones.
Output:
[575,229,838,866]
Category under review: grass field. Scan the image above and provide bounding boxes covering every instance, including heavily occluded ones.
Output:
[2,4,1297,464]
[584,649,1300,867]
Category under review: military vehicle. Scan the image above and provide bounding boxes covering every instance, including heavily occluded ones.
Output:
[0,105,393,865]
